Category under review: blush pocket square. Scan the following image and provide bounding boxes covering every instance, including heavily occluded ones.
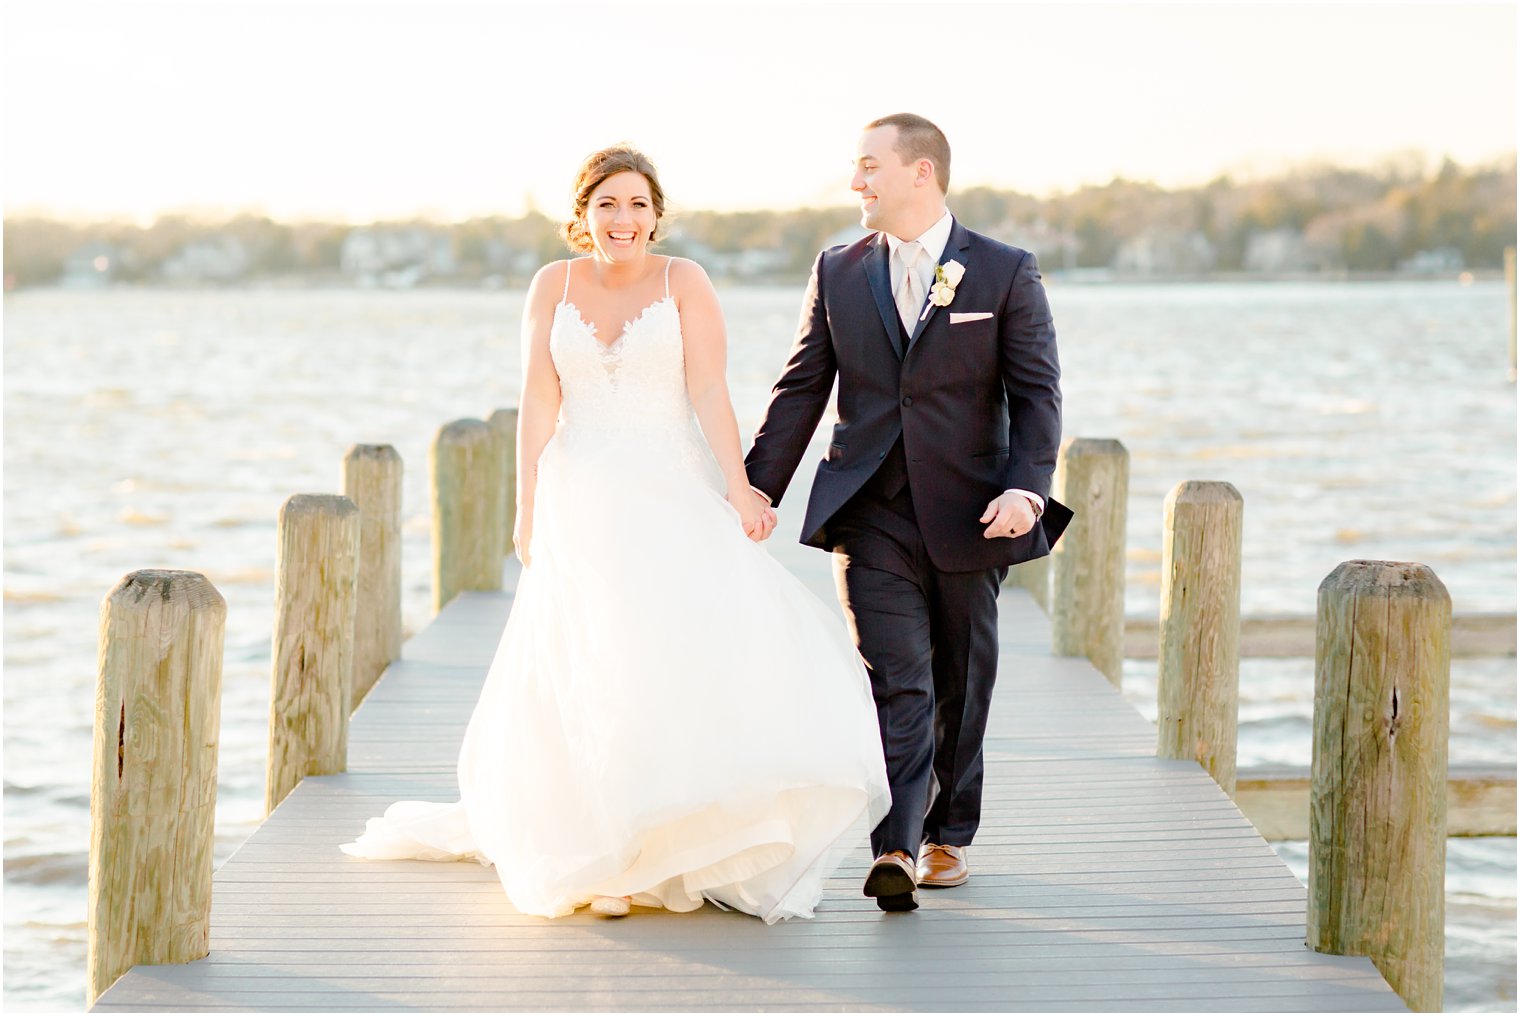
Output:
[949,312,994,324]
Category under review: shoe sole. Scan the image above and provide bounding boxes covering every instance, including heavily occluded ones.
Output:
[874,889,919,912]
[917,872,969,888]
[864,862,919,912]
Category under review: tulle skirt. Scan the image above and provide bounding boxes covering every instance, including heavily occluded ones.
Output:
[341,420,891,922]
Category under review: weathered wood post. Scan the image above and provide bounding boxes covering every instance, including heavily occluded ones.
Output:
[1006,556,1050,612]
[431,418,505,612]
[266,494,361,815]
[1155,481,1243,795]
[1307,560,1450,1013]
[487,408,519,563]
[1050,438,1128,684]
[88,570,226,1007]
[342,444,402,708]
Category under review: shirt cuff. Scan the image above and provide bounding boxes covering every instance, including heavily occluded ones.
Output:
[750,485,773,506]
[1005,489,1044,513]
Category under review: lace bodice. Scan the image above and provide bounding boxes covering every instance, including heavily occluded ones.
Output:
[548,259,713,468]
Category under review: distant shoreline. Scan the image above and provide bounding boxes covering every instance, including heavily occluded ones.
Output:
[6,270,1506,294]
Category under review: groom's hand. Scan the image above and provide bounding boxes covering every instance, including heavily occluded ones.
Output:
[980,491,1037,539]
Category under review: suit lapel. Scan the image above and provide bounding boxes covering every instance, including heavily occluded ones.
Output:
[906,217,973,354]
[863,234,905,360]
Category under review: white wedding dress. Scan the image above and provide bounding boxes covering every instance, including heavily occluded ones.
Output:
[341,257,891,923]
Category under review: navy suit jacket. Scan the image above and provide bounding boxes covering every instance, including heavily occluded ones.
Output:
[745,217,1068,573]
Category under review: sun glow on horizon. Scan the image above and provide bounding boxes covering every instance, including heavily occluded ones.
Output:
[3,2,1514,225]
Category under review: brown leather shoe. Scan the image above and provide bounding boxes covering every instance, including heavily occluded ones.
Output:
[863,850,919,912]
[917,843,968,887]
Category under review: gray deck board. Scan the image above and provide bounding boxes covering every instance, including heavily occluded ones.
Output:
[93,541,1408,1012]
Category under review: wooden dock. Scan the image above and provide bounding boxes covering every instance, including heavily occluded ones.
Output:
[91,541,1409,1012]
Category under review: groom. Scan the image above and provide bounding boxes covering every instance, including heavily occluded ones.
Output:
[745,113,1069,912]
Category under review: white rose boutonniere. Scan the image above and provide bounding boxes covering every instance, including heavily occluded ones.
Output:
[921,259,965,320]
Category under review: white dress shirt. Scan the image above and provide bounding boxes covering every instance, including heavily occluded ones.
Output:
[886,208,955,321]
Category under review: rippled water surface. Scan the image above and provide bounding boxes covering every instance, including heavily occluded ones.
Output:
[5,281,1514,1011]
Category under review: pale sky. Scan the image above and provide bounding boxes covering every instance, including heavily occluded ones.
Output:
[3,1,1515,223]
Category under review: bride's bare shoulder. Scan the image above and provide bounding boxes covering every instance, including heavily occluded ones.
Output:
[664,256,715,297]
[527,259,578,305]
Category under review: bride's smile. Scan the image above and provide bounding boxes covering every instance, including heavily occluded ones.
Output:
[587,170,657,262]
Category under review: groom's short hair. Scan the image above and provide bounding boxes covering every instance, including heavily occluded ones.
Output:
[866,113,951,194]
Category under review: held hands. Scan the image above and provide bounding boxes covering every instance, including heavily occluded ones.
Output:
[980,491,1037,540]
[728,486,778,542]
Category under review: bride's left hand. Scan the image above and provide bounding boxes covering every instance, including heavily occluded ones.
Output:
[728,487,777,542]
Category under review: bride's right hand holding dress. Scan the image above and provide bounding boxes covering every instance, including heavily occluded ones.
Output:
[511,261,571,570]
[512,506,533,567]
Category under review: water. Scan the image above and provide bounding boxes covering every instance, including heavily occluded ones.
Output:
[4,280,1514,1011]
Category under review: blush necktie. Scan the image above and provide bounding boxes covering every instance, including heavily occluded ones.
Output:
[895,240,924,333]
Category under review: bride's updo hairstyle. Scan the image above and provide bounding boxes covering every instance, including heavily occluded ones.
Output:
[561,144,667,253]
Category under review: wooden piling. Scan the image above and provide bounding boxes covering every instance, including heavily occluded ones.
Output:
[1307,560,1450,1013]
[486,408,519,564]
[1050,438,1129,684]
[88,570,226,1007]
[1155,481,1243,795]
[266,494,360,815]
[342,444,402,708]
[430,419,504,612]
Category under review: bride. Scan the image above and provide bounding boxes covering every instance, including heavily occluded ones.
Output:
[341,145,891,922]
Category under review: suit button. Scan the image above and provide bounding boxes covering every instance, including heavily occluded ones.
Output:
[901,396,914,407]
[878,452,886,459]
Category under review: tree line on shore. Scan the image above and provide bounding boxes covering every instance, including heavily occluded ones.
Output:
[4,155,1514,288]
